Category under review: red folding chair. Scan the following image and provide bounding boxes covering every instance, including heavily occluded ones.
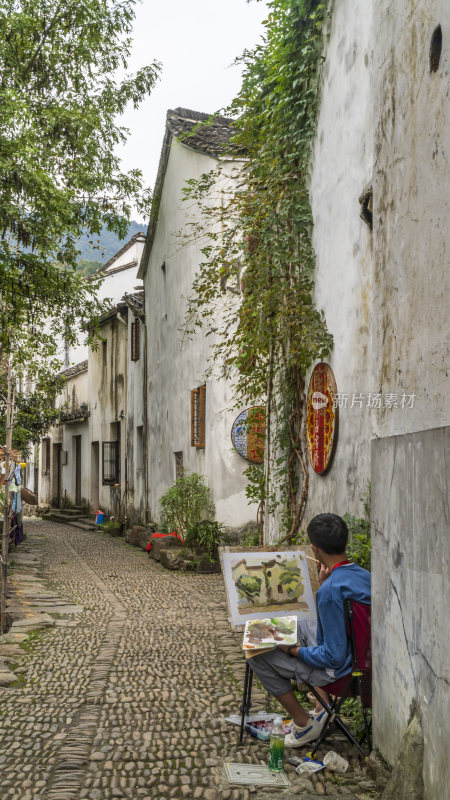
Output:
[306,599,372,757]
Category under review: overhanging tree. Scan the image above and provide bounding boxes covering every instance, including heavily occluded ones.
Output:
[0,0,160,630]
[0,0,160,349]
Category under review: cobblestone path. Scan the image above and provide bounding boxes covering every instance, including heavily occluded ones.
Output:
[0,523,385,800]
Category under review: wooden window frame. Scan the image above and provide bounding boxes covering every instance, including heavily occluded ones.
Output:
[102,441,120,485]
[130,319,140,362]
[191,384,206,448]
[42,437,51,475]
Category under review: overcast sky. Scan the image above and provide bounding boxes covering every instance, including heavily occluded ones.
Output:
[118,0,269,221]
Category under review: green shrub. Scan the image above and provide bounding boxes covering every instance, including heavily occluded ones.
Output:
[159,470,215,536]
[184,519,225,560]
[241,528,260,547]
[344,484,371,571]
[99,520,121,531]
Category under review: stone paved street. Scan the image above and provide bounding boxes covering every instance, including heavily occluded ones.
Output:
[0,523,387,800]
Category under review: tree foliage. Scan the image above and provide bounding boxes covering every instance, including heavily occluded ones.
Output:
[159,471,215,536]
[0,0,160,352]
[182,0,332,539]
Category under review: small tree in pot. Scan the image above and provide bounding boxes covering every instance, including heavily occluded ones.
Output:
[159,470,215,537]
[185,520,225,572]
[159,471,223,570]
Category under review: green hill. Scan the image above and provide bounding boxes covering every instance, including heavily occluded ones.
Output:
[77,220,147,265]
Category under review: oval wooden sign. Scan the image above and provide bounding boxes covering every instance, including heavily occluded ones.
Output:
[306,363,338,475]
[231,406,266,465]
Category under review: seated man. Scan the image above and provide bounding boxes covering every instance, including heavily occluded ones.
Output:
[249,513,371,747]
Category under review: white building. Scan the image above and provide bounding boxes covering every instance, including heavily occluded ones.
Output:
[264,2,449,797]
[138,108,258,529]
[66,233,145,365]
[38,235,146,518]
[39,360,89,508]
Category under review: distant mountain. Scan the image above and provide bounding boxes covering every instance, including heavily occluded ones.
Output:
[77,220,147,264]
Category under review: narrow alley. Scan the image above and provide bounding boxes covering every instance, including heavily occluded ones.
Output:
[0,524,383,800]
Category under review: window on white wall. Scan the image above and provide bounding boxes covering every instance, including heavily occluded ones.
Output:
[131,319,140,361]
[191,385,206,448]
[102,441,120,485]
[136,426,144,470]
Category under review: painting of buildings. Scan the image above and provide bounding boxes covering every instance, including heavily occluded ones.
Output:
[221,549,316,628]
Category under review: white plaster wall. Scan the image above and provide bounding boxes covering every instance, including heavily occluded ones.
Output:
[126,313,146,524]
[58,371,90,507]
[372,3,450,795]
[372,0,450,439]
[301,0,374,526]
[89,314,127,516]
[60,420,90,507]
[144,141,257,527]
[67,240,144,365]
[97,265,142,305]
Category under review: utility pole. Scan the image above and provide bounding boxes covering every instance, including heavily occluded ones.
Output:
[1,361,13,633]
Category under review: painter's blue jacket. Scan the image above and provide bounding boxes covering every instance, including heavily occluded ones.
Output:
[298,563,371,678]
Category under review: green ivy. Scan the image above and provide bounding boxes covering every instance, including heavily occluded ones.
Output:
[344,485,371,571]
[182,0,332,539]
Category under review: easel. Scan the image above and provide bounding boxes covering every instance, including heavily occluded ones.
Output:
[218,545,320,744]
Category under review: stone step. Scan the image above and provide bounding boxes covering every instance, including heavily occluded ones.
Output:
[48,513,83,524]
[66,521,97,531]
[50,507,82,516]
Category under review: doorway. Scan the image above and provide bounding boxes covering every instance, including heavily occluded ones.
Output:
[52,443,62,508]
[91,442,99,512]
[73,436,82,507]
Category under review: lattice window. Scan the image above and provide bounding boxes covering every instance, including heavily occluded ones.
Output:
[102,441,120,485]
[130,319,140,361]
[191,385,206,448]
[174,451,184,480]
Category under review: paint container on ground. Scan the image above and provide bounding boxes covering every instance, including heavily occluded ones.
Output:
[323,750,349,773]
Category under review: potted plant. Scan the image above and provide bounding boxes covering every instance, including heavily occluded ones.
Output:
[159,471,223,570]
[159,470,215,537]
[99,519,122,537]
[185,520,225,573]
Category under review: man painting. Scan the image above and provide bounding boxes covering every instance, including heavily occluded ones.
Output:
[249,513,371,747]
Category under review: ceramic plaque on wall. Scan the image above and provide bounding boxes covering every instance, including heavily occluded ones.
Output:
[231,406,265,464]
[306,362,338,475]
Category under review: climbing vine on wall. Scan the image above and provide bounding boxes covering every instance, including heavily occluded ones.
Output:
[182,0,333,540]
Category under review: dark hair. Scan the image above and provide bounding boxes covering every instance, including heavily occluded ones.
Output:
[307,513,348,554]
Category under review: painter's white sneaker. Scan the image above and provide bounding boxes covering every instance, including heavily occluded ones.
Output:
[284,713,327,748]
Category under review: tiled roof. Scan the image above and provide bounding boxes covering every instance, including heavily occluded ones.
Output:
[122,291,145,319]
[166,108,242,158]
[138,107,244,280]
[59,360,88,379]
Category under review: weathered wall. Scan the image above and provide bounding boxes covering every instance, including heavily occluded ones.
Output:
[68,238,144,365]
[38,368,90,507]
[126,312,146,525]
[371,428,450,798]
[372,2,450,796]
[144,140,257,527]
[268,0,375,542]
[89,314,127,517]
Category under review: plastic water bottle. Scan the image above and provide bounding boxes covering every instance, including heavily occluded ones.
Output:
[268,716,285,772]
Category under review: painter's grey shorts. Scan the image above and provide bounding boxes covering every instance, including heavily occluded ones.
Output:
[248,619,335,696]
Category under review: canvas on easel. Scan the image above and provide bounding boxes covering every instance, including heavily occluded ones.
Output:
[219,545,318,630]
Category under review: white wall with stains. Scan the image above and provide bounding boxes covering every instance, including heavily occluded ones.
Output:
[142,140,258,528]
[371,2,450,796]
[303,0,375,525]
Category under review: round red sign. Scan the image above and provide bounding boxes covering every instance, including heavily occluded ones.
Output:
[306,363,338,475]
